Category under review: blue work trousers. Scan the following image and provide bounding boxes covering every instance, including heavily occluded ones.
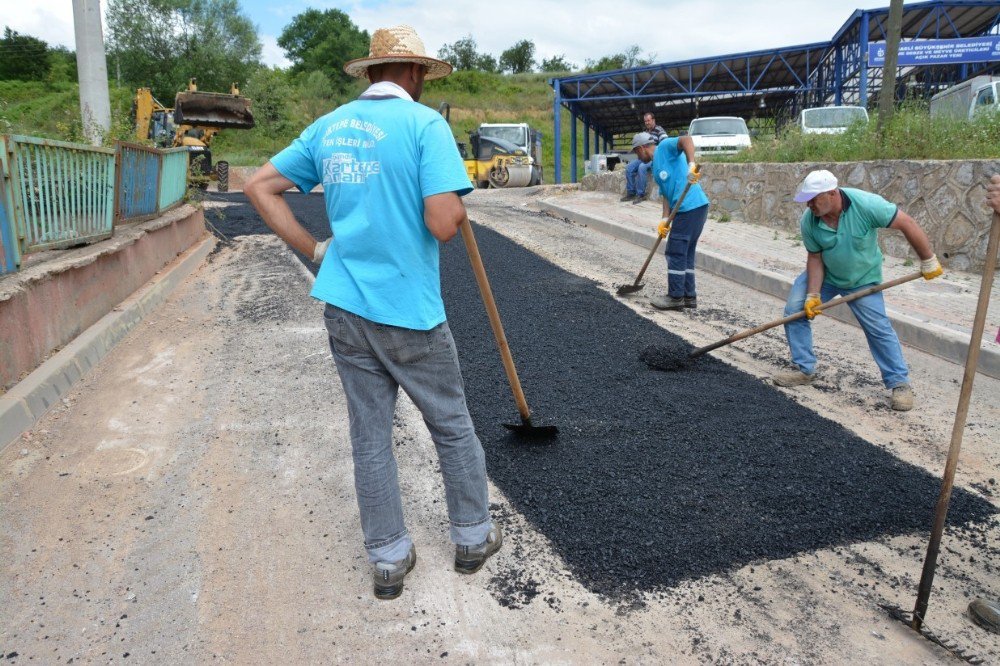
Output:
[323,304,493,564]
[625,158,651,197]
[664,204,709,298]
[782,272,910,388]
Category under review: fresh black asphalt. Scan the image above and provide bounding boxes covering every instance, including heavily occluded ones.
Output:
[206,192,995,599]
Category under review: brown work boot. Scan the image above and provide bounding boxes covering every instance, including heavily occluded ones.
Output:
[373,545,416,600]
[891,385,914,411]
[772,369,814,387]
[454,526,503,574]
[650,295,685,311]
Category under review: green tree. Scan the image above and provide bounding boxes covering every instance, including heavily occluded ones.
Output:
[105,0,262,101]
[540,54,576,73]
[499,40,536,74]
[585,45,654,73]
[0,27,51,81]
[46,46,78,85]
[244,66,292,135]
[278,9,368,95]
[477,54,499,74]
[299,70,335,121]
[438,35,483,71]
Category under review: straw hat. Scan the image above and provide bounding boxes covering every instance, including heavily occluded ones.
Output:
[344,25,453,80]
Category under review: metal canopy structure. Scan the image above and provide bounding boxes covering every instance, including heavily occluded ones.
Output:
[550,0,1000,183]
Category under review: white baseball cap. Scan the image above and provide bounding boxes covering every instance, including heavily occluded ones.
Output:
[793,170,839,203]
[631,132,655,151]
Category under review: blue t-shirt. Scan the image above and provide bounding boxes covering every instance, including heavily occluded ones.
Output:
[651,137,710,212]
[270,98,472,330]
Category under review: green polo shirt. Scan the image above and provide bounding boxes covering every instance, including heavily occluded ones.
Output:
[799,188,898,289]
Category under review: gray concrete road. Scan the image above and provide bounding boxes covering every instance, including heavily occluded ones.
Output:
[2,187,999,664]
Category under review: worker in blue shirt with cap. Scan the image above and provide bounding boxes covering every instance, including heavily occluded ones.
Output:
[631,131,710,310]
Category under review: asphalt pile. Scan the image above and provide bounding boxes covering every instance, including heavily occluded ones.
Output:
[207,193,995,600]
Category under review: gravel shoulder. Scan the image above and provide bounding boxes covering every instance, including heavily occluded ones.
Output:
[1,187,997,664]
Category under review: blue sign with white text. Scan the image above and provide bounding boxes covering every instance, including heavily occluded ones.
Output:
[869,37,1000,66]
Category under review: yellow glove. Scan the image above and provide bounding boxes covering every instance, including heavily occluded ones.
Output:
[804,293,822,320]
[687,162,701,184]
[920,254,943,280]
[657,218,671,238]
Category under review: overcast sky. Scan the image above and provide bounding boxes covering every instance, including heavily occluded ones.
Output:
[9,0,892,71]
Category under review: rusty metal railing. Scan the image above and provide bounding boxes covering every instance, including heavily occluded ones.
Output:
[0,136,193,274]
[158,147,189,212]
[1,135,115,255]
[0,168,19,274]
[114,141,162,224]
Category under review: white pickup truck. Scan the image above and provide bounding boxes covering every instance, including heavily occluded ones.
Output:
[929,76,1000,121]
[797,106,869,134]
[687,116,752,156]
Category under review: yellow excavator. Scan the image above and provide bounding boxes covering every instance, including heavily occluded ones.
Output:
[133,79,254,176]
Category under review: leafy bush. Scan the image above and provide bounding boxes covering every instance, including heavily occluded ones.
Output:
[722,104,1000,163]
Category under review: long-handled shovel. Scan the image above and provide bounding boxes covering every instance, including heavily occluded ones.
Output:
[688,271,923,359]
[617,166,700,296]
[877,210,1000,662]
[643,271,924,372]
[459,217,558,440]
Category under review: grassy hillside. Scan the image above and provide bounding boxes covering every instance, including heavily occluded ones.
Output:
[211,70,589,181]
[0,80,138,144]
[0,72,590,182]
[6,74,1000,185]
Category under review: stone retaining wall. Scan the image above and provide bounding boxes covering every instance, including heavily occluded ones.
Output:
[581,159,1000,272]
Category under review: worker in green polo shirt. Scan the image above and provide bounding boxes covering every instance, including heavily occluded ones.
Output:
[772,169,943,411]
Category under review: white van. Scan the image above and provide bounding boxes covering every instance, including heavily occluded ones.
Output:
[798,106,869,134]
[688,116,752,155]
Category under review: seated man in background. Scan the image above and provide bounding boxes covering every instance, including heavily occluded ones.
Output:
[622,112,666,204]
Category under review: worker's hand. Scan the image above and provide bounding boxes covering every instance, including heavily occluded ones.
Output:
[920,253,943,280]
[687,162,701,184]
[657,218,671,238]
[804,293,822,319]
[313,237,332,264]
[987,174,1000,214]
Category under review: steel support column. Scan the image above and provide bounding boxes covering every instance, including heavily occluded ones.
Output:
[571,111,578,184]
[554,84,562,183]
[859,12,870,106]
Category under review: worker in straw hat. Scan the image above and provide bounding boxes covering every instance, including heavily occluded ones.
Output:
[772,169,943,411]
[244,24,500,601]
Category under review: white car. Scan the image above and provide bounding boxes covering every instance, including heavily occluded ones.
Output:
[798,106,869,134]
[688,116,752,156]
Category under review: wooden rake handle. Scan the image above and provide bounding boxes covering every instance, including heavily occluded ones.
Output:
[690,271,925,358]
[458,217,532,422]
[628,169,699,289]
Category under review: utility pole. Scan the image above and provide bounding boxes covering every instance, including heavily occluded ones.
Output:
[877,0,904,135]
[72,0,112,146]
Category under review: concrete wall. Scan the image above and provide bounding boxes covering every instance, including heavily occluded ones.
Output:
[0,206,206,390]
[581,159,1000,272]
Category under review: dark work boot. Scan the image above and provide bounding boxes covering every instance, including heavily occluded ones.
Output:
[650,295,685,311]
[454,526,503,574]
[620,193,635,202]
[684,297,697,309]
[373,545,416,600]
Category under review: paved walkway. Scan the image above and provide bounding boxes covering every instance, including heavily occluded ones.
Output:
[539,190,1000,378]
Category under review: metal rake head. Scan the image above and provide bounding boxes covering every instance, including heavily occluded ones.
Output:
[880,603,985,664]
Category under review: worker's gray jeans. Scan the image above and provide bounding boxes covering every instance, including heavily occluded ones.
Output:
[323,304,492,565]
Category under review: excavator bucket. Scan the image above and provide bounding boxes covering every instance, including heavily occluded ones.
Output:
[173,91,255,130]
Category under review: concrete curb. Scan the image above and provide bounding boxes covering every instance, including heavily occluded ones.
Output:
[540,201,1000,379]
[0,235,217,452]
